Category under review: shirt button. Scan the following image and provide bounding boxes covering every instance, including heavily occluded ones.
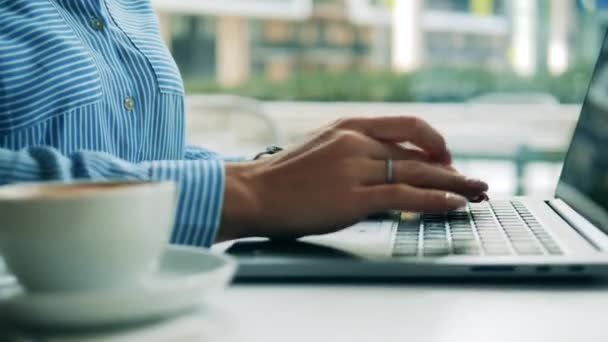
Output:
[123,96,135,111]
[90,17,104,31]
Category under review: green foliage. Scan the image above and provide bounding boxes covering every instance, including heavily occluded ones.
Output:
[184,64,594,103]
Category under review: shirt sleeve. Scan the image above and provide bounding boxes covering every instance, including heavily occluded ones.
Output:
[0,146,224,247]
[184,144,245,162]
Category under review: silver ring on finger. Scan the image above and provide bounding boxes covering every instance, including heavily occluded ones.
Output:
[386,158,394,184]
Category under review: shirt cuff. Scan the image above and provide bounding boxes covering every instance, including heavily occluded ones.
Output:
[147,159,225,247]
[184,144,245,162]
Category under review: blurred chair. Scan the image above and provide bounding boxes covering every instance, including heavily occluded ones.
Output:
[185,95,284,158]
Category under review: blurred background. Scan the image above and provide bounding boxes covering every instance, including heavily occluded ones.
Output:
[150,0,607,198]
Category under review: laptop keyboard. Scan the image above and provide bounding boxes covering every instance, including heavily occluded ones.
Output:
[393,200,563,257]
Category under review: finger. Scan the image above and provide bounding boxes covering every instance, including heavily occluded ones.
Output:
[360,184,468,213]
[441,164,459,173]
[335,116,451,164]
[470,192,490,203]
[361,160,489,197]
[436,165,491,201]
[370,142,430,162]
[332,131,430,161]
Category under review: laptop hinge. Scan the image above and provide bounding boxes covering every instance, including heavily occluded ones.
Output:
[548,199,608,252]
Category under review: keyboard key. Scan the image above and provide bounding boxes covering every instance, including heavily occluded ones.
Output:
[484,249,512,256]
[451,233,474,238]
[395,238,418,245]
[451,227,473,232]
[424,240,449,247]
[482,242,510,249]
[452,234,475,240]
[394,249,418,257]
[395,241,418,247]
[513,246,543,255]
[454,247,481,255]
[451,229,474,233]
[453,241,480,249]
[424,249,450,256]
[424,241,448,246]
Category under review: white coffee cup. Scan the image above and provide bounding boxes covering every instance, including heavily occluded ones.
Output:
[0,181,176,293]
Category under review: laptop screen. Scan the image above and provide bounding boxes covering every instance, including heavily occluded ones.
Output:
[557,30,608,232]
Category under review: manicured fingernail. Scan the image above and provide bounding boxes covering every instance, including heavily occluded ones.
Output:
[469,193,490,203]
[446,193,467,208]
[466,178,488,190]
[469,195,482,203]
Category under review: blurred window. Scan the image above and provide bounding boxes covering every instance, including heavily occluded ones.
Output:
[164,0,595,104]
[426,0,470,11]
[263,20,293,43]
[159,0,601,197]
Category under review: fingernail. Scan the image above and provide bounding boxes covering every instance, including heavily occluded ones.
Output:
[466,178,489,191]
[446,193,467,209]
[469,194,488,203]
[469,195,483,203]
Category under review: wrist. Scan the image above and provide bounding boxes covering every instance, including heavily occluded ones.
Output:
[217,161,264,241]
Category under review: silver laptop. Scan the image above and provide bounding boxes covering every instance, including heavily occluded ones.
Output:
[226,33,608,280]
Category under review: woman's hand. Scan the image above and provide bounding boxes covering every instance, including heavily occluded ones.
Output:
[218,116,488,241]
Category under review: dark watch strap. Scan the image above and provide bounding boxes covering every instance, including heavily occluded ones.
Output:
[253,145,284,160]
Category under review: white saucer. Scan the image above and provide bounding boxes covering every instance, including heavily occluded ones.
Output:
[0,246,236,328]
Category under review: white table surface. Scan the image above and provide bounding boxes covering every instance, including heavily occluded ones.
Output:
[13,279,608,342]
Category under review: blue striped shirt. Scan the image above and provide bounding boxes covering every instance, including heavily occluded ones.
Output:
[0,0,226,247]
